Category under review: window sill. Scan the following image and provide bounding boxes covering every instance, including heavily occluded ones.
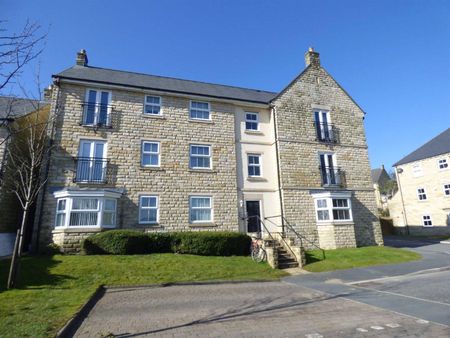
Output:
[189,222,216,227]
[53,227,105,233]
[244,130,264,136]
[247,177,268,182]
[79,124,113,130]
[189,119,214,124]
[317,221,354,226]
[189,169,217,173]
[140,166,165,171]
[142,114,166,119]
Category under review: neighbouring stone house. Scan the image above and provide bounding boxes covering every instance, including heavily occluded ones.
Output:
[0,96,50,256]
[35,48,382,258]
[371,165,391,211]
[389,128,450,235]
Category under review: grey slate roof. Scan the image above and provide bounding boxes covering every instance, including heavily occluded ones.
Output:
[371,168,383,184]
[54,65,277,104]
[0,96,44,119]
[394,128,450,166]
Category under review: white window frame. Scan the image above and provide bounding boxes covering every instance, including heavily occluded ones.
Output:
[189,144,212,169]
[144,95,162,115]
[245,112,259,131]
[438,158,448,170]
[189,196,213,223]
[422,214,433,227]
[139,195,159,225]
[141,141,160,167]
[314,109,333,141]
[312,192,353,223]
[83,88,112,126]
[247,154,262,177]
[76,139,108,183]
[444,183,450,196]
[53,190,120,228]
[412,163,423,177]
[318,152,340,186]
[417,188,427,201]
[190,101,211,120]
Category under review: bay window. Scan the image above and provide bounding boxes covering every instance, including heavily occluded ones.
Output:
[53,190,120,228]
[312,192,353,223]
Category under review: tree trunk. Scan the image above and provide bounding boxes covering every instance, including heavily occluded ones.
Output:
[7,229,20,289]
[6,205,29,289]
[17,205,29,257]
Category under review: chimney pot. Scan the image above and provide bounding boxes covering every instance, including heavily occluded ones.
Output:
[305,47,320,68]
[76,49,88,66]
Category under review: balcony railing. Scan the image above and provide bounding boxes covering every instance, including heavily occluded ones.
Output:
[80,102,113,128]
[319,166,346,187]
[73,157,109,183]
[314,122,339,143]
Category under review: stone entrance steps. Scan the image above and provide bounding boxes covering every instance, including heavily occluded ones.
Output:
[277,246,299,269]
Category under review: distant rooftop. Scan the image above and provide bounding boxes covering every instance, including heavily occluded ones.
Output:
[394,128,450,166]
[54,65,278,104]
[0,96,46,119]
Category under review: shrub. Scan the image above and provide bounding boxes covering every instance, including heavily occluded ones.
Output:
[82,230,151,255]
[172,231,251,256]
[82,230,251,256]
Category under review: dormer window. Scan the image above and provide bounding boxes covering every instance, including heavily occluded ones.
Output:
[82,89,112,127]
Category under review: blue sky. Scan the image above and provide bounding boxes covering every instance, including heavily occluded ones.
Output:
[4,0,450,170]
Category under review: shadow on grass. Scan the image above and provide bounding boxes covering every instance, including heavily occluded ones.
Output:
[0,255,75,291]
[304,251,325,265]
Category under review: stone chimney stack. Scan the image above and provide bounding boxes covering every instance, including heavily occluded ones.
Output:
[381,164,385,170]
[76,49,88,66]
[305,47,320,68]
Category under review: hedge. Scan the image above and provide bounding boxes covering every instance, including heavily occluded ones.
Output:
[82,230,251,256]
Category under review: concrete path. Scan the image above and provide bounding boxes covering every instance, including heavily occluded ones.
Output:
[285,236,450,326]
[74,282,449,337]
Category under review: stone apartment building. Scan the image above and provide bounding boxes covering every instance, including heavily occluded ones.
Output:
[35,48,383,254]
[389,128,450,235]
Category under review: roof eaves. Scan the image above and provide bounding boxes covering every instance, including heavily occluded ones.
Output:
[53,74,274,105]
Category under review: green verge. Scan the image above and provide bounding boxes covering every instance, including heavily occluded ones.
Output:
[0,254,287,338]
[304,246,421,273]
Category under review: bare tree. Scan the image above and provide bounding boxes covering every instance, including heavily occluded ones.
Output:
[2,95,53,288]
[0,20,47,145]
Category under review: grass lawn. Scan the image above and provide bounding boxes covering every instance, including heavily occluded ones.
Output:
[304,246,421,273]
[0,254,287,338]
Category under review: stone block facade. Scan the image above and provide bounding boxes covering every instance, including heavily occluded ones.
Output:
[36,48,382,253]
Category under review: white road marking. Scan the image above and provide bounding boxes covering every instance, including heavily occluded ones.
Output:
[305,334,323,338]
[386,323,401,328]
[356,328,368,332]
[370,326,384,330]
[416,319,429,324]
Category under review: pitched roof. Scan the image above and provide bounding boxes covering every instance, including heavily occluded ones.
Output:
[394,128,450,166]
[371,168,383,184]
[0,96,45,119]
[54,65,277,104]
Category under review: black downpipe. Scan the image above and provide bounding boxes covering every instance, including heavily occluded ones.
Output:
[272,105,285,234]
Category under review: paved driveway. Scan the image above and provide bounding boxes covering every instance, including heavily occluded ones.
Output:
[74,282,449,337]
[285,236,450,326]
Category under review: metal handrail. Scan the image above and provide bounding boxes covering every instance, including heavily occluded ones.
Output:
[80,102,113,128]
[264,215,326,260]
[73,157,109,183]
[245,215,299,264]
[319,166,346,187]
[313,121,339,143]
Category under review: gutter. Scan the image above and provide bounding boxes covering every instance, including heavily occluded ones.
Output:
[271,105,285,233]
[394,166,410,235]
[52,76,274,107]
